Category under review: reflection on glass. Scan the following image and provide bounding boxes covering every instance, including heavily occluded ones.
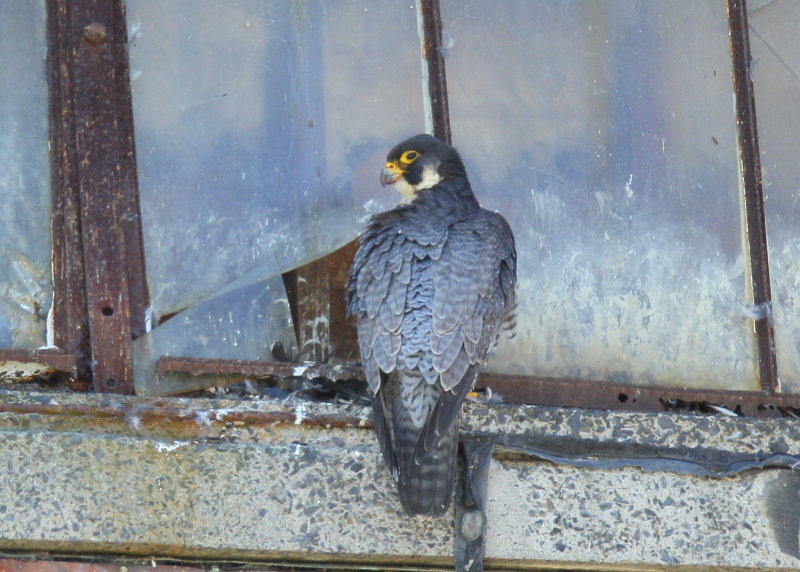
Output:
[126,1,424,393]
[0,0,52,349]
[442,0,758,389]
[750,1,800,393]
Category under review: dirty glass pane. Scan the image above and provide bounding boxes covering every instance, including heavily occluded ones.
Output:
[750,0,800,393]
[126,0,423,394]
[442,0,759,389]
[0,1,51,350]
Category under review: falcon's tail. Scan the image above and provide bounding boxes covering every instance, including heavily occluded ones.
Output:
[374,369,474,516]
[396,407,459,516]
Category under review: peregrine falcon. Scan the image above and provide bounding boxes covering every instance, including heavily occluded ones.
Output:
[347,134,517,516]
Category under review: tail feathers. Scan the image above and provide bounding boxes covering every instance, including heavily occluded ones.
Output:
[373,369,468,516]
[399,368,476,515]
[396,412,459,516]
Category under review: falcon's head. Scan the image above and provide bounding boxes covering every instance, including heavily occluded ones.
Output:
[380,133,466,202]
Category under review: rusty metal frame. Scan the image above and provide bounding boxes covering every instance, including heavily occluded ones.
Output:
[27,0,789,415]
[0,398,370,440]
[419,0,452,144]
[45,0,148,394]
[480,373,800,418]
[727,0,778,393]
[156,356,800,418]
[157,355,364,386]
[282,257,331,364]
[0,349,78,379]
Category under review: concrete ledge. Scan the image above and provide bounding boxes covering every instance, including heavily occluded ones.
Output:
[0,390,798,570]
[488,460,797,569]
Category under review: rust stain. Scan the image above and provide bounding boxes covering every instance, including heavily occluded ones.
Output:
[0,400,373,441]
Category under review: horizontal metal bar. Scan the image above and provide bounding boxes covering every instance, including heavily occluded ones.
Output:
[0,399,371,436]
[156,355,365,382]
[0,350,78,378]
[157,356,800,418]
[480,373,800,418]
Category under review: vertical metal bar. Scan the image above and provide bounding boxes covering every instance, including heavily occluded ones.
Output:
[48,0,91,376]
[727,0,779,393]
[72,0,134,393]
[46,0,148,394]
[115,3,150,341]
[418,0,452,144]
[290,258,331,363]
[327,242,359,362]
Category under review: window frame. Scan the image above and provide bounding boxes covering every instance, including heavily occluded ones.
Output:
[2,0,798,417]
[46,0,148,394]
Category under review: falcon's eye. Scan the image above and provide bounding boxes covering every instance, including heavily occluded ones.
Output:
[400,150,420,164]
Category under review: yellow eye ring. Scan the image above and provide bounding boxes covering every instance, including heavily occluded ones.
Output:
[400,150,419,164]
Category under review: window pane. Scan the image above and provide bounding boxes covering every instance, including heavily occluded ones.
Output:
[0,0,51,349]
[441,0,759,389]
[126,1,423,393]
[750,0,800,393]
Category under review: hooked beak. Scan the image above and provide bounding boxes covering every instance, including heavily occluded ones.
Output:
[380,162,405,187]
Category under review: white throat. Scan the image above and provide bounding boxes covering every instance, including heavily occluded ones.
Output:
[394,165,442,204]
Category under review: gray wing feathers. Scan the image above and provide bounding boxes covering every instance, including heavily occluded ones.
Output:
[431,212,516,390]
[349,209,516,395]
[349,226,428,394]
